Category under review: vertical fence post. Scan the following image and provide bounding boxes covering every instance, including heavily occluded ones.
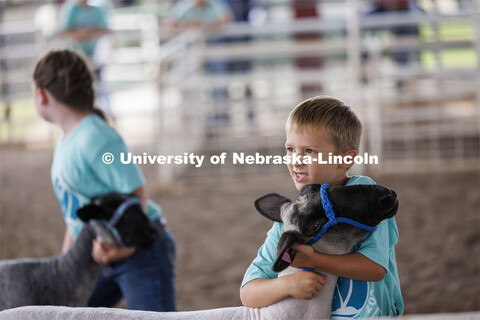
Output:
[347,0,368,174]
[474,2,480,134]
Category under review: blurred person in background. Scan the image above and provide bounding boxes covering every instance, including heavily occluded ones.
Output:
[292,0,324,97]
[223,0,256,122]
[58,0,110,77]
[165,0,233,127]
[165,0,232,33]
[366,0,424,69]
[58,0,111,112]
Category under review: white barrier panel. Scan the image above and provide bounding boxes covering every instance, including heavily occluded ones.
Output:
[0,306,478,320]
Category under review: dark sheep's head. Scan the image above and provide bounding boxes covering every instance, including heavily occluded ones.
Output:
[254,184,398,272]
[77,193,158,250]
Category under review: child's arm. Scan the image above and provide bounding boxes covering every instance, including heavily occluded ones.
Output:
[291,245,386,281]
[240,221,327,308]
[132,185,148,213]
[91,237,136,265]
[240,271,327,308]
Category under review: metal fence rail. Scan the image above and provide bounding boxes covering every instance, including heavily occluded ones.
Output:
[362,9,479,173]
[155,6,479,184]
[1,1,479,184]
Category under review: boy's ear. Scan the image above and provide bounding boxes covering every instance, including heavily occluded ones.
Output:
[338,149,358,170]
[76,204,106,222]
[254,193,291,222]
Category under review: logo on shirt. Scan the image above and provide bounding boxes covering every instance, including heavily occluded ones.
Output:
[53,175,85,238]
[332,278,379,318]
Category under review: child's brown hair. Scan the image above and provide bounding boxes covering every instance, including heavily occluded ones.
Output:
[286,96,362,152]
[33,50,105,120]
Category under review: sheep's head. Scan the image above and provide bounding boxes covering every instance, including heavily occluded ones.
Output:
[254,184,398,272]
[76,193,158,250]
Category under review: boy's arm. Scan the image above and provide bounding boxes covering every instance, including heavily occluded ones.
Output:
[241,278,288,307]
[291,218,395,282]
[241,222,326,308]
[291,246,386,281]
[241,271,327,308]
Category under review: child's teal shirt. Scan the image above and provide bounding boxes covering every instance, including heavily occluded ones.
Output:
[51,113,161,239]
[241,175,403,318]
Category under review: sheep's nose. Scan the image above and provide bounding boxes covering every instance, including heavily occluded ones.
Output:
[380,190,397,202]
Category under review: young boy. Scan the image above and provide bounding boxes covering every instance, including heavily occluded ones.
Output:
[240,96,403,318]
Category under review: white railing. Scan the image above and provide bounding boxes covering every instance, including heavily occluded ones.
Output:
[362,9,479,173]
[1,2,478,182]
[154,7,479,184]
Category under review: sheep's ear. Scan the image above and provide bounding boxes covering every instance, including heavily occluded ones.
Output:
[76,204,107,222]
[254,193,291,222]
[273,231,303,272]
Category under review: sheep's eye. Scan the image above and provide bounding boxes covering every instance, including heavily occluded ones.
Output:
[312,221,321,232]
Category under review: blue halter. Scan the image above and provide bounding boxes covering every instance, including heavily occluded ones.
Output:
[90,197,142,247]
[295,184,377,274]
[307,184,377,246]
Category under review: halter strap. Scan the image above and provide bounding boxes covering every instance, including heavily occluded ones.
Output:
[90,197,142,247]
[108,198,141,228]
[307,184,377,246]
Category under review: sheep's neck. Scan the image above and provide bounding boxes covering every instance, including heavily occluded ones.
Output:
[275,267,338,319]
[61,225,102,273]
[273,232,365,319]
[57,226,103,303]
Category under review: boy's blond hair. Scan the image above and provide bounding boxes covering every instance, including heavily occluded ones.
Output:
[286,96,362,152]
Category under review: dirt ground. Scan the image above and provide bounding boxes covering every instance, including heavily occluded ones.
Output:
[0,146,479,315]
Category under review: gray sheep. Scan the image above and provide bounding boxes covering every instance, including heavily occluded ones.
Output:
[0,193,158,311]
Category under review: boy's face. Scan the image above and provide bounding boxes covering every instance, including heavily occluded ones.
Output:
[285,127,347,191]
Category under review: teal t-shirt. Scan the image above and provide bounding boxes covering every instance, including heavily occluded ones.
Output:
[58,2,108,57]
[169,0,230,25]
[241,176,403,318]
[51,113,161,239]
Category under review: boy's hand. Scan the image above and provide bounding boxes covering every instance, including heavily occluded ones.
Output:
[290,244,318,269]
[283,271,327,299]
